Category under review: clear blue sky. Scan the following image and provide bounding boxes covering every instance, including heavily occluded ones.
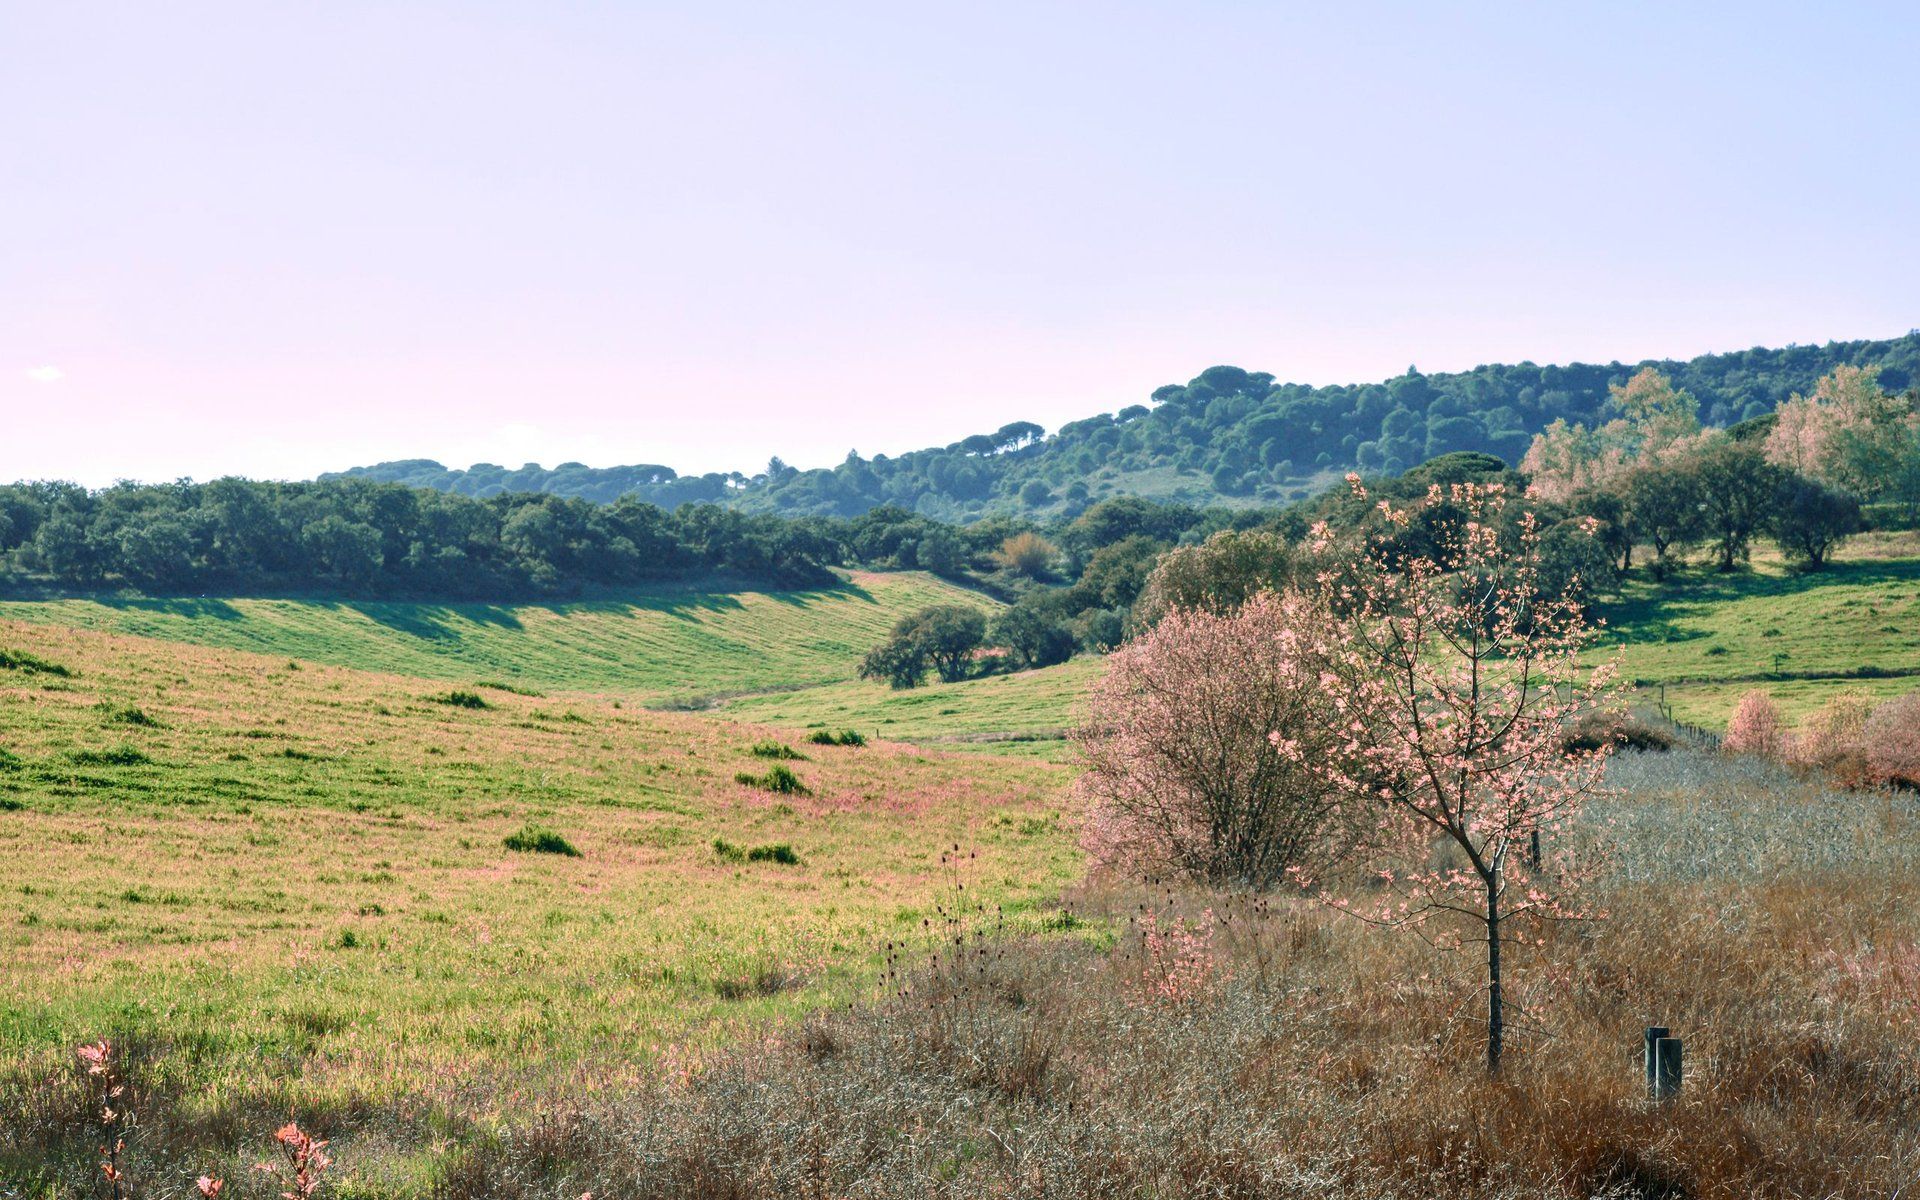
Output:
[4,1,1917,486]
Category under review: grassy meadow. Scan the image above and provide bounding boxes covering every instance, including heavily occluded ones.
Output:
[0,570,993,705]
[0,616,1076,1187]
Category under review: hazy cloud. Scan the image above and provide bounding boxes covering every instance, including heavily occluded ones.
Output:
[25,366,64,383]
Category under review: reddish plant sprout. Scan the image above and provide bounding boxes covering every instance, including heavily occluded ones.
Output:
[255,1121,332,1199]
[1270,476,1623,1074]
[1724,689,1789,759]
[76,1040,128,1200]
[197,1176,225,1197]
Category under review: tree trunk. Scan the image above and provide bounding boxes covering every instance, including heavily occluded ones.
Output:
[1485,876,1504,1075]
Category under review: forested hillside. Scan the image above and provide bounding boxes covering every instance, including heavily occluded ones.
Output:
[332,332,1920,519]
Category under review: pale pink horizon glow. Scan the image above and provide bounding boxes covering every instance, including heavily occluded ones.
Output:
[4,3,1917,488]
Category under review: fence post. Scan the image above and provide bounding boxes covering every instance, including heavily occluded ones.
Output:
[1645,1026,1682,1100]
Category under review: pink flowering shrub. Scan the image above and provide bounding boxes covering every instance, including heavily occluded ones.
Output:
[1865,692,1920,789]
[1073,592,1349,889]
[1724,689,1788,760]
[1792,689,1878,785]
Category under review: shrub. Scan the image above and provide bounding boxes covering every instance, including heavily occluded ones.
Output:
[1073,592,1349,889]
[749,741,806,760]
[1724,689,1787,759]
[97,703,161,728]
[438,690,491,709]
[1792,689,1877,785]
[713,838,801,865]
[1561,708,1676,754]
[502,825,582,856]
[1865,692,1920,788]
[807,729,866,747]
[995,531,1057,578]
[734,764,811,796]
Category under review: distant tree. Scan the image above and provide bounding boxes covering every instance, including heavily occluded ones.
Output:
[1017,480,1054,507]
[1132,529,1294,627]
[301,515,384,586]
[117,516,197,590]
[874,605,988,684]
[1771,473,1861,570]
[1623,460,1706,575]
[1072,535,1164,611]
[1686,438,1784,571]
[991,600,1076,669]
[1766,365,1917,501]
[858,636,929,689]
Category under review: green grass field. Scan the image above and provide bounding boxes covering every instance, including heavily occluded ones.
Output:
[723,657,1101,759]
[0,570,998,704]
[1594,537,1920,727]
[0,616,1075,1185]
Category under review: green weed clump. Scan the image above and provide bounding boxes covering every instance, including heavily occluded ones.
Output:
[0,648,73,676]
[733,764,811,795]
[712,838,802,866]
[476,680,545,697]
[96,703,161,728]
[68,745,153,767]
[502,824,582,856]
[808,729,867,747]
[438,690,492,710]
[749,740,807,760]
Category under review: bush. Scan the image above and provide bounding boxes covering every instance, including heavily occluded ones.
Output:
[97,704,161,728]
[713,838,802,865]
[438,690,491,710]
[807,729,866,747]
[749,741,807,760]
[1723,689,1787,759]
[1865,692,1920,788]
[502,825,582,856]
[1073,592,1349,889]
[734,764,811,795]
[995,531,1057,578]
[991,602,1076,670]
[1561,708,1676,754]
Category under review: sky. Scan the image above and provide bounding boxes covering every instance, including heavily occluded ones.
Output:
[4,1,1918,488]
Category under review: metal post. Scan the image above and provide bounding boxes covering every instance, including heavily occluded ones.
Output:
[1654,1037,1683,1100]
[1644,1026,1669,1096]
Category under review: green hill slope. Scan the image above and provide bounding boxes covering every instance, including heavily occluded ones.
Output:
[0,571,998,702]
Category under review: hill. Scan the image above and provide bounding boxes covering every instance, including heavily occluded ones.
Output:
[332,331,1920,519]
[0,571,996,706]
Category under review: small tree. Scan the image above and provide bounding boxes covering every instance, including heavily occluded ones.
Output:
[1074,592,1348,889]
[906,605,989,682]
[1623,460,1705,575]
[1131,528,1294,627]
[1273,477,1620,1075]
[859,636,929,689]
[1771,473,1861,570]
[1723,689,1787,759]
[1688,438,1783,571]
[991,601,1075,669]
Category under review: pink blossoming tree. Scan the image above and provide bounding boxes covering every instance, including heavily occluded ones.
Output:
[1272,476,1621,1074]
